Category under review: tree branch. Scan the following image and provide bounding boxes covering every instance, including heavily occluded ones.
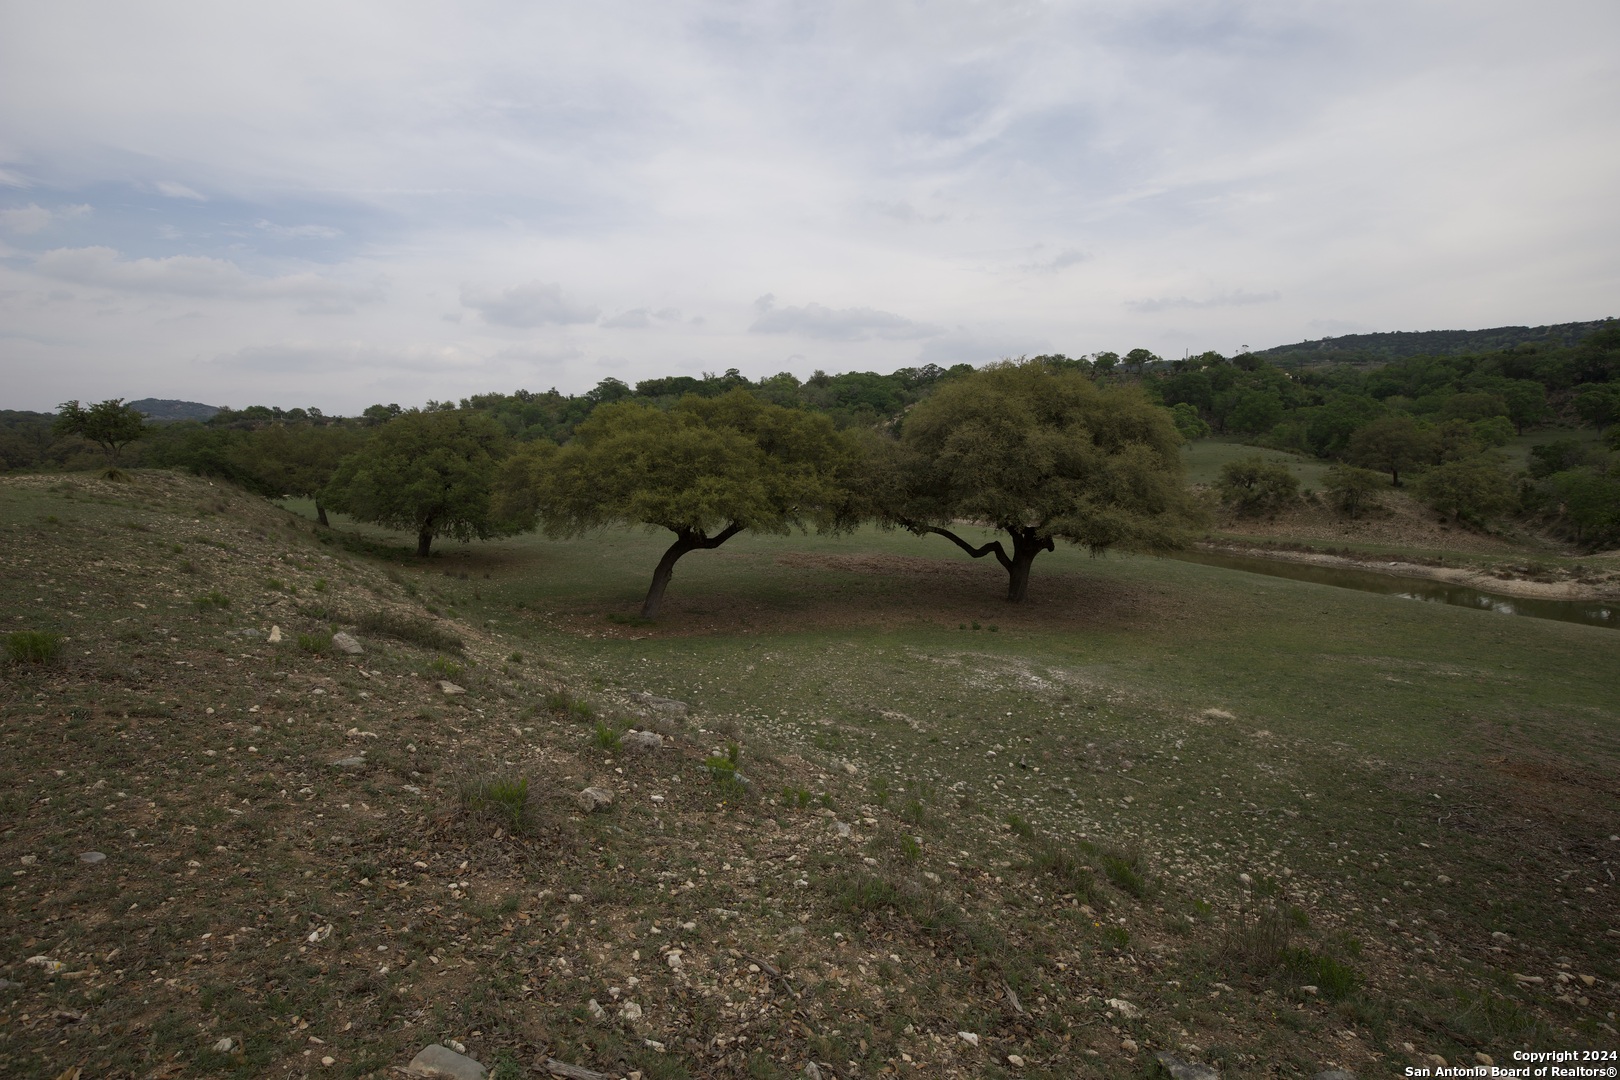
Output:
[906,522,1011,571]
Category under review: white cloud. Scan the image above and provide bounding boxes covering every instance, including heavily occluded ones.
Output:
[0,202,89,234]
[0,167,29,188]
[33,245,379,304]
[1124,290,1282,313]
[601,306,682,329]
[460,281,599,327]
[749,295,942,342]
[255,219,342,239]
[1019,247,1089,273]
[155,180,206,200]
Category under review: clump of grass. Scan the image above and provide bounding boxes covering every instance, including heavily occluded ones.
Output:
[297,632,331,654]
[194,589,230,610]
[1007,812,1035,839]
[593,722,623,752]
[507,651,523,663]
[1101,849,1149,899]
[7,630,64,665]
[1028,842,1098,902]
[355,608,462,652]
[544,690,594,721]
[313,578,328,593]
[1284,947,1359,1001]
[898,835,922,862]
[265,577,287,591]
[704,742,748,795]
[1222,903,1297,974]
[428,656,465,680]
[781,785,812,808]
[461,775,533,835]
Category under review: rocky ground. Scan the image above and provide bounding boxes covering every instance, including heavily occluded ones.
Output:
[1,472,1615,1079]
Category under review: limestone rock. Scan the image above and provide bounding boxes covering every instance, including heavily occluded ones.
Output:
[621,730,664,753]
[268,625,282,643]
[79,851,106,864]
[1156,1053,1219,1080]
[631,692,688,717]
[330,755,366,769]
[577,787,614,813]
[212,1037,237,1053]
[1106,997,1140,1019]
[438,681,467,696]
[330,632,364,655]
[406,1043,487,1079]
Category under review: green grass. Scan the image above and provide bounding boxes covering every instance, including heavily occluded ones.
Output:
[1182,438,1334,488]
[6,629,63,664]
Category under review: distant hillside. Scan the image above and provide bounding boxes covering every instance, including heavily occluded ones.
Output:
[127,398,222,423]
[1257,319,1614,366]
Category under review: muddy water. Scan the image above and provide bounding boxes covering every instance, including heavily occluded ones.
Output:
[1175,549,1617,631]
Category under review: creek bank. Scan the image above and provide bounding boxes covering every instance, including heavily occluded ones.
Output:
[1194,540,1620,602]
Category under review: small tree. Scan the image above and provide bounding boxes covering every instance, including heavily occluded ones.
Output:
[246,424,365,526]
[1414,454,1518,523]
[1347,415,1435,487]
[524,391,861,618]
[54,399,148,466]
[1323,464,1385,518]
[879,360,1193,602]
[1217,456,1300,516]
[322,409,518,556]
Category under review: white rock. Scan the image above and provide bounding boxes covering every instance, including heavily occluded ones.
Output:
[306,924,333,943]
[212,1037,236,1052]
[405,1043,487,1079]
[957,1032,979,1047]
[577,787,614,813]
[331,632,364,655]
[268,625,282,643]
[438,681,466,696]
[620,1001,643,1021]
[588,998,606,1021]
[666,950,683,969]
[26,956,65,974]
[1106,997,1140,1019]
[1006,1055,1026,1068]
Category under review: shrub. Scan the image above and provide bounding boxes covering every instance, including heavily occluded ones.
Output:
[544,690,594,721]
[1323,464,1385,518]
[1101,849,1149,899]
[428,656,465,680]
[7,630,63,665]
[1217,456,1300,516]
[593,722,622,752]
[355,609,463,652]
[194,589,230,610]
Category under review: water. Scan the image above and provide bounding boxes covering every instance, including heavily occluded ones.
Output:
[1175,549,1617,630]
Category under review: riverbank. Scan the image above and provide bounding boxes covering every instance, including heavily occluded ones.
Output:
[1196,538,1620,601]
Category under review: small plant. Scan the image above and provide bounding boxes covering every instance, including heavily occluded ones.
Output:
[461,775,533,835]
[1029,841,1098,901]
[593,722,623,752]
[1007,813,1035,839]
[313,577,328,593]
[297,632,331,654]
[544,690,594,721]
[194,589,230,610]
[780,785,812,808]
[704,742,748,795]
[1101,925,1131,949]
[1101,848,1149,899]
[507,651,523,663]
[1285,947,1359,1000]
[870,777,891,806]
[356,609,463,652]
[428,656,465,680]
[265,577,286,591]
[898,835,922,862]
[7,630,63,665]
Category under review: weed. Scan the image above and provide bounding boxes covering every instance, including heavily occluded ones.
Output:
[428,656,466,680]
[544,690,595,721]
[1028,841,1098,902]
[1222,904,1296,974]
[1007,812,1035,839]
[461,775,533,835]
[898,835,922,862]
[1284,947,1359,1001]
[194,589,230,610]
[265,577,287,591]
[297,632,331,654]
[780,785,813,808]
[1102,925,1130,949]
[356,608,462,651]
[1101,849,1149,899]
[704,742,748,795]
[869,776,891,806]
[508,651,523,663]
[594,722,623,752]
[7,630,63,665]
[313,577,328,592]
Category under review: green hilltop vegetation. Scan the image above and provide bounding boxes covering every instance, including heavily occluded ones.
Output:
[8,318,1620,555]
[1256,319,1615,367]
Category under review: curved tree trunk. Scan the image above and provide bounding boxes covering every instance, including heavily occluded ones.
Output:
[315,500,330,528]
[416,528,433,557]
[641,523,743,618]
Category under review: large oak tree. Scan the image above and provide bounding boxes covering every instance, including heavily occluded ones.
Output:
[322,409,519,556]
[518,390,861,617]
[878,359,1194,602]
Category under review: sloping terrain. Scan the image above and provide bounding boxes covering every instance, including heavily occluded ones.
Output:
[1,472,1615,1079]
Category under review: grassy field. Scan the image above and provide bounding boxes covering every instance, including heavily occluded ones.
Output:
[2,472,1616,1079]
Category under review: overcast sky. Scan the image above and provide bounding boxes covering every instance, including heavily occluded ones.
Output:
[2,1,1617,415]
